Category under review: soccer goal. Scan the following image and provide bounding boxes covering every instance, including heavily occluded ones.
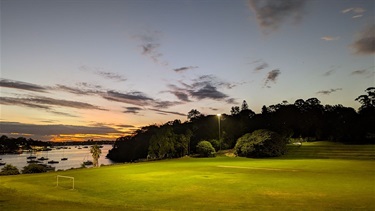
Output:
[56,175,75,190]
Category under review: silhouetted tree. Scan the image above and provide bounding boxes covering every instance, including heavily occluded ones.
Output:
[187,109,203,121]
[230,106,240,115]
[241,100,249,111]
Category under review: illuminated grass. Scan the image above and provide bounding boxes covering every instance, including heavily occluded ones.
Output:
[0,142,374,210]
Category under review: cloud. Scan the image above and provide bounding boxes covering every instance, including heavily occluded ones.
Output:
[351,69,367,75]
[264,69,281,87]
[149,109,186,117]
[133,31,168,66]
[316,88,343,95]
[173,66,199,73]
[321,36,340,41]
[255,62,269,72]
[28,96,107,111]
[342,7,365,14]
[102,90,153,106]
[342,7,365,18]
[248,0,307,34]
[189,84,228,100]
[54,84,99,95]
[0,96,106,111]
[116,124,135,128]
[0,78,48,93]
[79,65,126,82]
[96,71,127,82]
[323,66,339,76]
[0,97,51,110]
[0,97,79,117]
[0,121,120,136]
[123,106,143,114]
[167,75,238,103]
[153,100,182,108]
[351,68,375,77]
[351,24,375,55]
[323,69,335,76]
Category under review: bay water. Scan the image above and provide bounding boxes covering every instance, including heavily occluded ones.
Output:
[0,145,115,171]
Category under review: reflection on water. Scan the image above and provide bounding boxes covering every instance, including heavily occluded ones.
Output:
[0,145,115,171]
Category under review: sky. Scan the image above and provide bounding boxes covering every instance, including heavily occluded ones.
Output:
[1,0,374,141]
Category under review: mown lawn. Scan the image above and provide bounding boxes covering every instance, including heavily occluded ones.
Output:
[1,142,374,210]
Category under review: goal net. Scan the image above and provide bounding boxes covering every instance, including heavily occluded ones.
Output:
[56,175,75,190]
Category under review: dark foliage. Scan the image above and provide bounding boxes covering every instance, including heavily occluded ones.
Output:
[234,129,287,158]
[0,135,51,153]
[0,164,20,175]
[196,141,216,157]
[22,164,48,174]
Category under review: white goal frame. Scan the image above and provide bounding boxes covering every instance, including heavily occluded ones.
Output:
[56,175,75,190]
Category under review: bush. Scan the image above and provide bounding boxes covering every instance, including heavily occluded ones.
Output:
[22,164,48,174]
[0,164,20,175]
[196,141,216,157]
[234,129,287,158]
[208,139,220,151]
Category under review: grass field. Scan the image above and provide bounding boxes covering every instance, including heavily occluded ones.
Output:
[1,141,374,210]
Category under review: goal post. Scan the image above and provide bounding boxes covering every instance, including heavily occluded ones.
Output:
[56,175,75,190]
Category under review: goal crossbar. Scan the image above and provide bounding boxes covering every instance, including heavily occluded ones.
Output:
[56,175,75,190]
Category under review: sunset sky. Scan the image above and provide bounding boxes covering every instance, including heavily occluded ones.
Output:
[1,0,374,141]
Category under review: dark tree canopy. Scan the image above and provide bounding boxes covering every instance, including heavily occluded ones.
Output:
[106,88,375,162]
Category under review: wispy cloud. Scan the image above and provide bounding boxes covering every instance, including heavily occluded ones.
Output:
[96,71,127,82]
[255,62,268,72]
[116,124,135,128]
[351,68,375,77]
[321,36,340,41]
[351,24,375,55]
[0,78,48,93]
[79,65,126,82]
[248,0,307,34]
[264,69,281,87]
[323,66,340,76]
[154,100,182,109]
[54,84,98,95]
[123,106,143,114]
[0,97,80,117]
[316,88,343,95]
[102,90,153,106]
[149,108,186,117]
[1,96,106,111]
[168,75,238,103]
[173,66,199,73]
[342,7,365,18]
[0,121,120,136]
[133,30,168,66]
[351,69,367,75]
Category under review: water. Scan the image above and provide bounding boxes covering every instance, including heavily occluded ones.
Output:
[0,145,116,171]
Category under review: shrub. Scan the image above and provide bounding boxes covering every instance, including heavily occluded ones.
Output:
[0,164,20,175]
[234,129,287,158]
[196,141,216,157]
[22,164,48,174]
[208,139,220,151]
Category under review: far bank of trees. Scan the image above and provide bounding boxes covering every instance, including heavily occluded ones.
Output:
[107,87,375,162]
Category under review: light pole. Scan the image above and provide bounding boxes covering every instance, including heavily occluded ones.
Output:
[217,114,221,151]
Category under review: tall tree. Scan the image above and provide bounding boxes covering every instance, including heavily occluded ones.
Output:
[90,144,102,167]
[355,87,375,111]
[241,100,249,111]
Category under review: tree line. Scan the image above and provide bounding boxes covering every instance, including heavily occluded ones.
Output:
[107,87,375,162]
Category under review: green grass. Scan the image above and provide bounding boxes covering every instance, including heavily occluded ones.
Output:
[1,142,374,210]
